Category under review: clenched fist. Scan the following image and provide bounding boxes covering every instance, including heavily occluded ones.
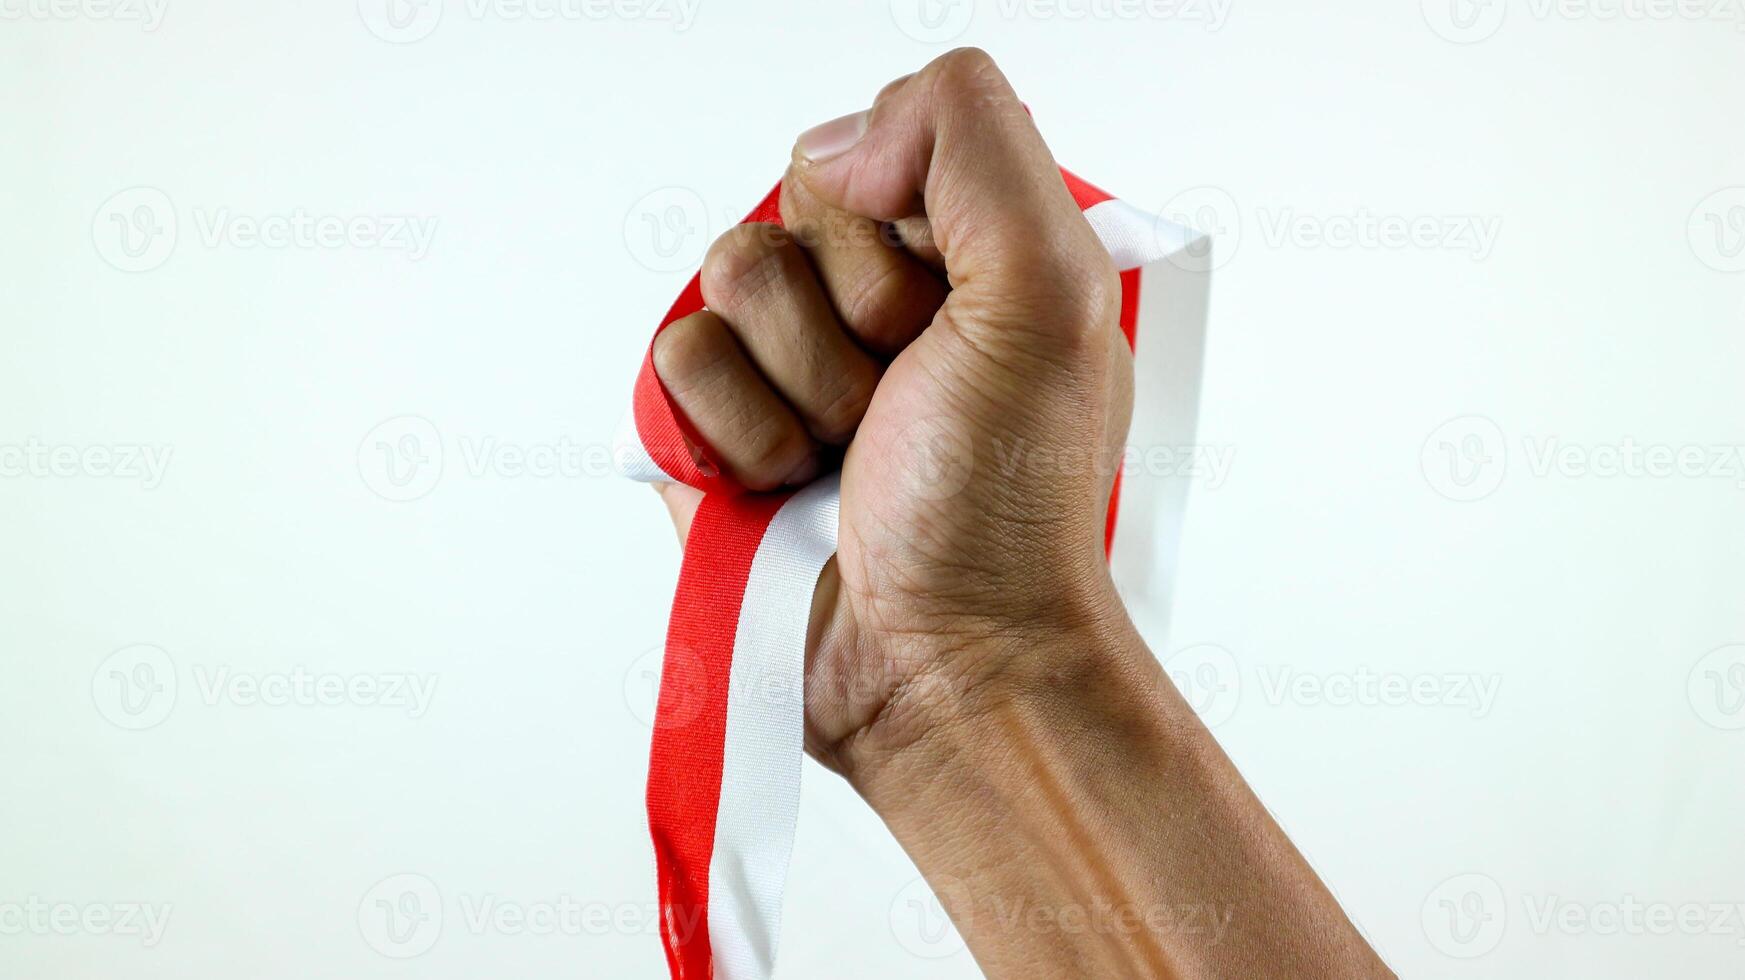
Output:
[653,48,1133,773]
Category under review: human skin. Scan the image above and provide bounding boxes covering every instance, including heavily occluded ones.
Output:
[649,48,1393,979]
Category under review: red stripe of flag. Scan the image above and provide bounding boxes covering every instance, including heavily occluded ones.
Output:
[647,490,791,979]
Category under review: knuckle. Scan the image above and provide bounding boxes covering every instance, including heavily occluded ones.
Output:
[844,259,907,325]
[809,365,878,444]
[927,47,1008,105]
[871,71,916,110]
[840,260,940,350]
[1070,258,1124,333]
[700,223,797,312]
[974,251,1122,357]
[651,312,732,390]
[735,415,810,489]
[1024,236,1122,335]
[933,47,1001,88]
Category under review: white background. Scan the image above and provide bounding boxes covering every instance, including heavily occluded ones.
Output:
[4,0,1744,977]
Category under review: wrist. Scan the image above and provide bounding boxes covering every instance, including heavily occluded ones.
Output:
[832,599,1238,980]
[837,590,1179,804]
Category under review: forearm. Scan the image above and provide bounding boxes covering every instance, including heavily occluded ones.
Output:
[845,616,1393,979]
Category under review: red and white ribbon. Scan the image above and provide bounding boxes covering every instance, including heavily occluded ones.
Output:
[618,170,1204,980]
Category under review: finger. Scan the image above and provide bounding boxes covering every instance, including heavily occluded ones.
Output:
[778,170,946,358]
[890,216,945,273]
[790,48,1117,346]
[652,481,702,547]
[700,223,883,445]
[652,310,819,491]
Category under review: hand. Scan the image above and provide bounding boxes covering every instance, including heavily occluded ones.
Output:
[651,49,1392,979]
[653,47,1135,775]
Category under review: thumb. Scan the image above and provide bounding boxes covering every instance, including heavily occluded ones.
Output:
[652,482,702,548]
[789,48,1117,343]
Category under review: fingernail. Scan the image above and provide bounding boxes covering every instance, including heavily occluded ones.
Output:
[796,110,868,163]
[782,454,821,486]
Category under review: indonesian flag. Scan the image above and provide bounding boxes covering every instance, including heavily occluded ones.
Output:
[616,168,1211,980]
